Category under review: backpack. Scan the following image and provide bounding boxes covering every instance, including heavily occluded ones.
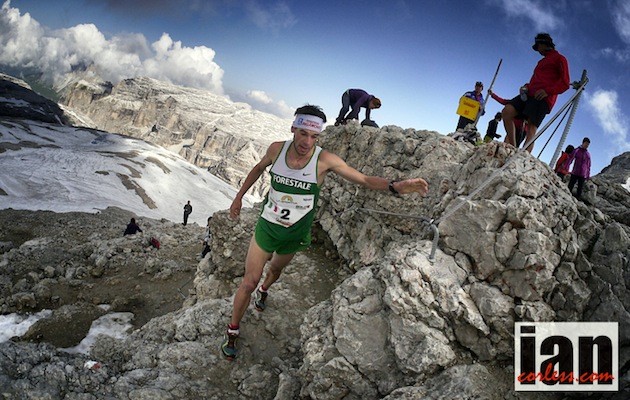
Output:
[150,237,161,249]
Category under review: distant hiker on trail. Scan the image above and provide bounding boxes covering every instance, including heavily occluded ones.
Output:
[567,138,591,199]
[334,89,381,127]
[456,81,485,131]
[123,218,142,236]
[488,89,527,146]
[484,112,503,143]
[183,200,192,226]
[554,144,575,179]
[201,216,213,258]
[502,33,570,153]
[221,104,429,360]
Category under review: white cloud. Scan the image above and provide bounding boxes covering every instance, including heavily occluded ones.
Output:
[602,0,630,63]
[245,0,296,32]
[492,0,561,32]
[0,1,44,67]
[612,0,630,44]
[246,89,294,118]
[246,89,273,104]
[586,89,630,151]
[0,1,224,94]
[600,47,630,62]
[0,0,299,118]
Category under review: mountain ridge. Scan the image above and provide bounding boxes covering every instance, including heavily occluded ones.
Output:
[58,69,293,198]
[1,72,630,399]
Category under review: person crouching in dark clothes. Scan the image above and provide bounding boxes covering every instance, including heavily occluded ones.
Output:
[334,89,381,126]
[484,112,503,142]
[124,218,142,236]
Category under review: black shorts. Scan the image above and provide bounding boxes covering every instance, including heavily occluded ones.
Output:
[508,95,550,128]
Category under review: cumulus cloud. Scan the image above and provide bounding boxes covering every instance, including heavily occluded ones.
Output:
[245,90,294,119]
[0,1,224,94]
[586,89,630,151]
[491,0,561,32]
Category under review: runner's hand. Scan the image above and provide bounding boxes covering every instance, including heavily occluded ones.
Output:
[394,178,429,196]
[229,197,242,220]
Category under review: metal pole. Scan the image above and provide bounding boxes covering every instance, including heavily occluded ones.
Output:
[473,58,503,128]
[549,70,588,168]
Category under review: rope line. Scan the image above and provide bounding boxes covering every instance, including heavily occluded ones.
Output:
[537,102,573,158]
[356,207,434,224]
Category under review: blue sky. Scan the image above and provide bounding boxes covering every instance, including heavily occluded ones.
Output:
[1,0,629,175]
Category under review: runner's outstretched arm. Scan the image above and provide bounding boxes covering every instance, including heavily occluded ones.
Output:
[321,151,428,196]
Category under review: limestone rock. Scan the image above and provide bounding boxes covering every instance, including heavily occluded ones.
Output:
[2,96,630,399]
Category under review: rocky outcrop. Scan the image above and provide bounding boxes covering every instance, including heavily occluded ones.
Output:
[1,123,629,399]
[588,152,630,226]
[0,73,68,124]
[59,75,291,197]
[305,125,629,398]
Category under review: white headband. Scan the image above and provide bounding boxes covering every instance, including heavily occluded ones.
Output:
[292,114,324,133]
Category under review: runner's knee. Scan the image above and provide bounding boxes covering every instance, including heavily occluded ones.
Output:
[239,277,258,294]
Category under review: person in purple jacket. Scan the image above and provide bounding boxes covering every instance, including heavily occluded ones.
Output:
[334,89,381,126]
[567,137,591,199]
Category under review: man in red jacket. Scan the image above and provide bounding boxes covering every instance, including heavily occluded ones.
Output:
[502,33,570,153]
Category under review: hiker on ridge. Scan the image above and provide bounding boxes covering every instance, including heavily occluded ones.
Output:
[456,81,485,131]
[488,89,528,147]
[501,33,570,153]
[484,112,503,143]
[123,218,142,236]
[183,200,192,226]
[554,144,575,179]
[221,104,429,360]
[334,89,381,126]
[567,137,591,200]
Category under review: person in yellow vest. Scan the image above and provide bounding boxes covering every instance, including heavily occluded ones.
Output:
[221,104,429,359]
[456,81,485,131]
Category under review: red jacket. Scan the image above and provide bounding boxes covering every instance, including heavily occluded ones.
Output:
[554,151,571,175]
[527,49,570,111]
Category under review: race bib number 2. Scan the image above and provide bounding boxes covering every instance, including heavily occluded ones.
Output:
[261,189,314,227]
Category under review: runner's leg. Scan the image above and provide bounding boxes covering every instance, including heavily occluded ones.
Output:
[260,252,296,290]
[524,123,538,153]
[502,104,518,146]
[230,236,272,326]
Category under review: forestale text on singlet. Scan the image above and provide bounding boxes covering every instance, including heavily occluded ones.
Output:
[273,175,313,190]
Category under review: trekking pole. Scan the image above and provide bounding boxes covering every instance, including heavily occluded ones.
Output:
[473,58,503,128]
[548,70,588,168]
